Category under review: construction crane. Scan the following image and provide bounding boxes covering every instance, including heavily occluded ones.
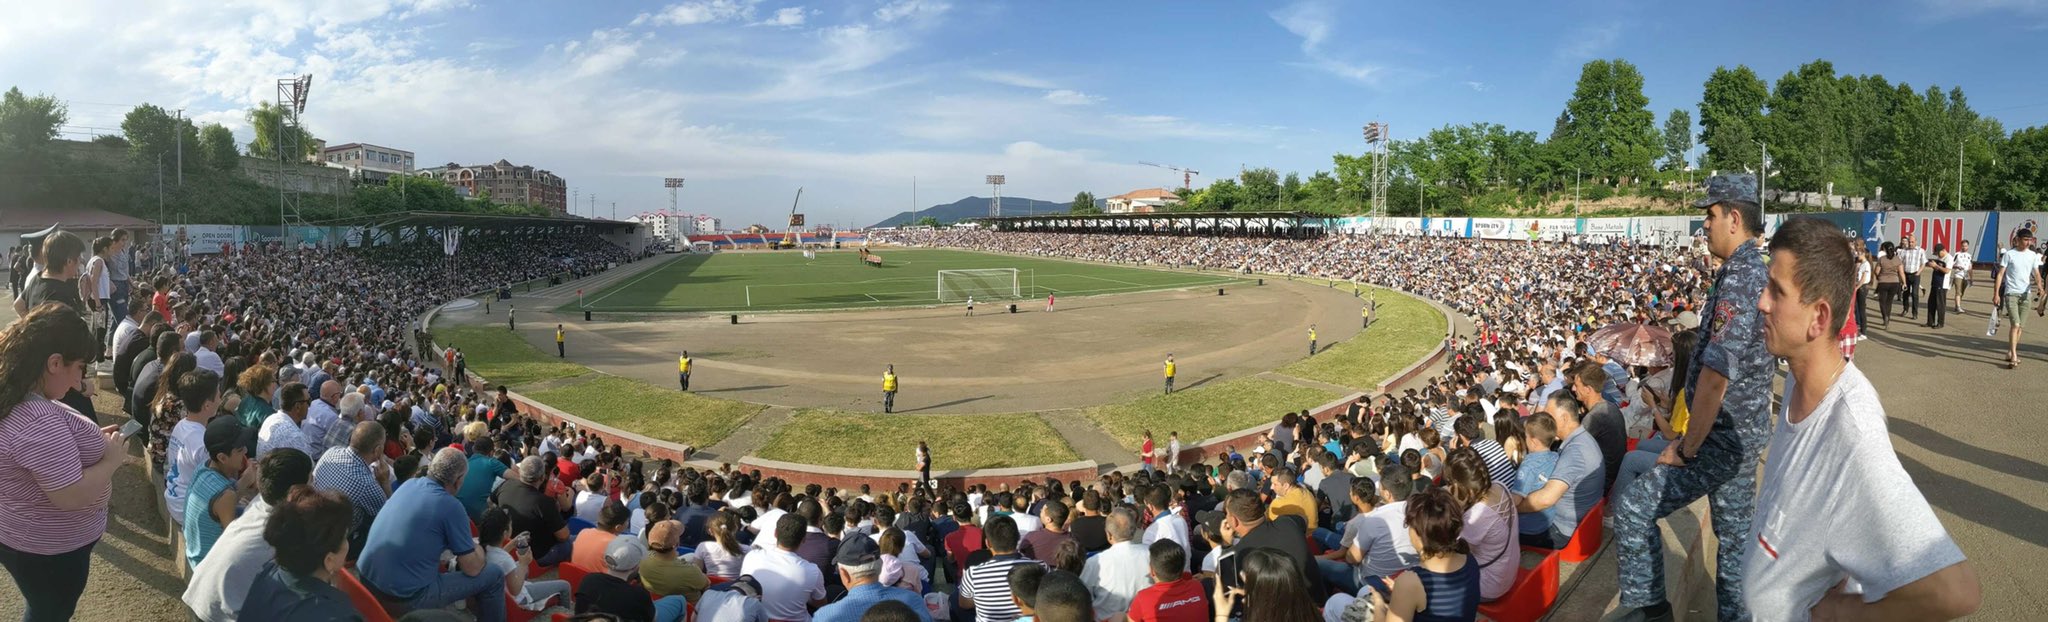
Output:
[778,187,804,249]
[1138,161,1199,189]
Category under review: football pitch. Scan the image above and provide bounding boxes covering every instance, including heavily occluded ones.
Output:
[571,249,1253,312]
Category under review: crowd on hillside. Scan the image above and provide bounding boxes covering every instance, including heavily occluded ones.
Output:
[0,173,2003,622]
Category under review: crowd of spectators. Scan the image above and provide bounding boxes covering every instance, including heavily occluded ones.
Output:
[0,197,1989,622]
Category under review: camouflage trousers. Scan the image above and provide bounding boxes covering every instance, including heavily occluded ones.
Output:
[1611,439,1761,622]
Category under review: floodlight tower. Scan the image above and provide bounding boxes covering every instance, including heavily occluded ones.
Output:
[278,74,313,246]
[985,174,1006,217]
[1363,122,1390,229]
[664,177,685,216]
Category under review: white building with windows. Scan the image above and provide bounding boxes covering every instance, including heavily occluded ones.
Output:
[1104,188,1180,213]
[320,143,415,183]
[693,215,721,234]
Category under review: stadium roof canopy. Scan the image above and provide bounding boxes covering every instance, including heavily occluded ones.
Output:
[315,210,638,231]
[976,210,1329,237]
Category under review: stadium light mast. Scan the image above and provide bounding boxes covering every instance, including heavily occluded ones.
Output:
[1363,123,1389,229]
[665,177,685,217]
[985,174,1006,217]
[277,74,312,247]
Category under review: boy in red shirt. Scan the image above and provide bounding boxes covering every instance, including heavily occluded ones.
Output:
[1128,540,1209,622]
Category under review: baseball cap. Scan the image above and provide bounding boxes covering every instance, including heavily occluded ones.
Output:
[603,535,646,572]
[203,416,256,459]
[833,534,880,566]
[646,520,682,552]
[1693,173,1759,208]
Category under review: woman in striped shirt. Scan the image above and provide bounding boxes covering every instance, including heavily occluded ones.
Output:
[0,303,129,622]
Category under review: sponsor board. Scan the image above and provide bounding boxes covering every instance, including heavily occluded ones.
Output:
[164,224,240,255]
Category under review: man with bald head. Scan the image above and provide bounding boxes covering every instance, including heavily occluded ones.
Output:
[360,447,509,621]
[301,379,345,456]
[312,421,392,561]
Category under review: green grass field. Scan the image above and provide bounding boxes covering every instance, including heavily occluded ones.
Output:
[1278,288,1445,389]
[1083,377,1341,452]
[569,249,1250,312]
[757,410,1079,470]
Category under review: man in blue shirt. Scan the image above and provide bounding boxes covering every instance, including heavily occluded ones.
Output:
[358,447,508,622]
[814,537,932,622]
[1515,393,1604,550]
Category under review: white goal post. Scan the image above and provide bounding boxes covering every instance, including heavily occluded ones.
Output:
[937,268,1021,302]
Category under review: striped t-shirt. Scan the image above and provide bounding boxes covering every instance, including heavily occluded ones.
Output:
[1471,438,1518,492]
[962,554,1040,622]
[0,398,109,555]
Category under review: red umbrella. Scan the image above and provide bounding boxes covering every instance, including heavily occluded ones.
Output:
[1587,322,1674,367]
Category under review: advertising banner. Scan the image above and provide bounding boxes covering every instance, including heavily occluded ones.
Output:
[164,224,241,255]
[1634,216,1696,246]
[1384,218,1424,234]
[1537,218,1579,241]
[1584,218,1631,239]
[1470,218,1514,240]
[1426,217,1471,238]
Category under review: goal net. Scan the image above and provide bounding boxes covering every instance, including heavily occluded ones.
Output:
[937,269,1021,302]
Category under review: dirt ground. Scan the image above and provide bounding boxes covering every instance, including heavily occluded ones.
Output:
[450,274,1370,413]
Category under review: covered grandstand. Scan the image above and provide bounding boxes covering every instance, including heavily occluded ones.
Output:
[977,210,1329,238]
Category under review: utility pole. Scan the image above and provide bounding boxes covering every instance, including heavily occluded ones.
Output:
[1956,142,1965,210]
[1574,168,1582,217]
[157,151,166,225]
[174,109,185,186]
[1756,140,1770,212]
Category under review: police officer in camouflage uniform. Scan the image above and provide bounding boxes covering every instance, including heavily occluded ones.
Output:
[1611,174,1776,622]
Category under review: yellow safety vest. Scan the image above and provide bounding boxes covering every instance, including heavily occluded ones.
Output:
[1164,361,1176,378]
[883,373,898,392]
[679,357,691,373]
[555,329,564,343]
[1309,329,1317,341]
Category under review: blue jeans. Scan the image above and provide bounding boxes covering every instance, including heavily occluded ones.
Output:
[1311,527,1344,553]
[1316,557,1360,595]
[652,594,689,622]
[401,563,507,622]
[1611,436,1671,500]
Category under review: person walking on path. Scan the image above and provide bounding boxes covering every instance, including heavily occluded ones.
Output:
[1046,294,1055,313]
[915,441,931,490]
[1307,324,1318,356]
[1874,242,1904,327]
[1992,228,2045,369]
[1900,237,1926,320]
[1162,354,1176,395]
[508,305,516,331]
[1951,241,1973,314]
[882,365,898,413]
[1740,216,1981,621]
[1924,244,1951,329]
[1609,174,1777,622]
[678,351,692,391]
[555,324,566,358]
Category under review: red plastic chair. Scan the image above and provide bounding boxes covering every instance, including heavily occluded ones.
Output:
[558,562,595,592]
[507,591,559,622]
[1626,437,1640,452]
[708,575,732,585]
[335,567,398,622]
[1560,499,1608,564]
[1476,547,1563,622]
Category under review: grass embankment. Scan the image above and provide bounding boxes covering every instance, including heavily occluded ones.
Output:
[439,325,761,448]
[1084,378,1339,452]
[1278,289,1445,389]
[758,410,1079,470]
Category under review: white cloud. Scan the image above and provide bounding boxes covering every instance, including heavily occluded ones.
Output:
[1042,89,1100,106]
[1914,0,2048,20]
[969,70,1058,90]
[754,7,808,27]
[1270,1,1383,85]
[1463,81,1488,92]
[638,0,760,27]
[875,0,950,23]
[1556,23,1621,62]
[568,30,645,78]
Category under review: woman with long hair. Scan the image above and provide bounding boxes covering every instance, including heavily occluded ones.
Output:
[696,510,750,580]
[1216,547,1322,622]
[1443,448,1517,601]
[148,351,198,476]
[0,303,126,622]
[1372,488,1480,622]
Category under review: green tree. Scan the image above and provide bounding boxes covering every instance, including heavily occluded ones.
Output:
[119,103,199,170]
[199,123,239,171]
[912,216,941,227]
[1698,65,1770,172]
[0,87,66,151]
[1605,59,1661,184]
[1239,167,1283,209]
[1068,191,1099,214]
[246,100,319,160]
[1762,60,1850,192]
[1661,109,1693,171]
[1993,125,2048,209]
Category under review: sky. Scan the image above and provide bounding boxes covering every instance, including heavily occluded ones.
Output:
[6,0,2048,228]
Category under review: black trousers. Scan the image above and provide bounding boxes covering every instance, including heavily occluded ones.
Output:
[1855,286,1869,333]
[1927,286,1948,326]
[883,390,895,413]
[1903,271,1922,316]
[0,539,97,622]
[1877,283,1901,324]
[679,372,690,391]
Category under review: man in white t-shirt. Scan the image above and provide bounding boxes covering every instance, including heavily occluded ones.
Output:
[1745,217,1979,620]
[1950,240,1973,313]
[1992,229,2045,368]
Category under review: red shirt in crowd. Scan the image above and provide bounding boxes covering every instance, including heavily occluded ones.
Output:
[152,290,172,323]
[944,523,984,575]
[1127,574,1208,622]
[1141,438,1155,467]
[557,457,582,487]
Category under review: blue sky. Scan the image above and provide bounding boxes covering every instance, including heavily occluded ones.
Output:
[6,0,2047,227]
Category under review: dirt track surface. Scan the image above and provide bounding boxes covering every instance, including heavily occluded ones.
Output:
[463,275,1368,413]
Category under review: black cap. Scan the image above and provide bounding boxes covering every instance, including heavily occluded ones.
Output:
[204,415,256,459]
[833,534,880,566]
